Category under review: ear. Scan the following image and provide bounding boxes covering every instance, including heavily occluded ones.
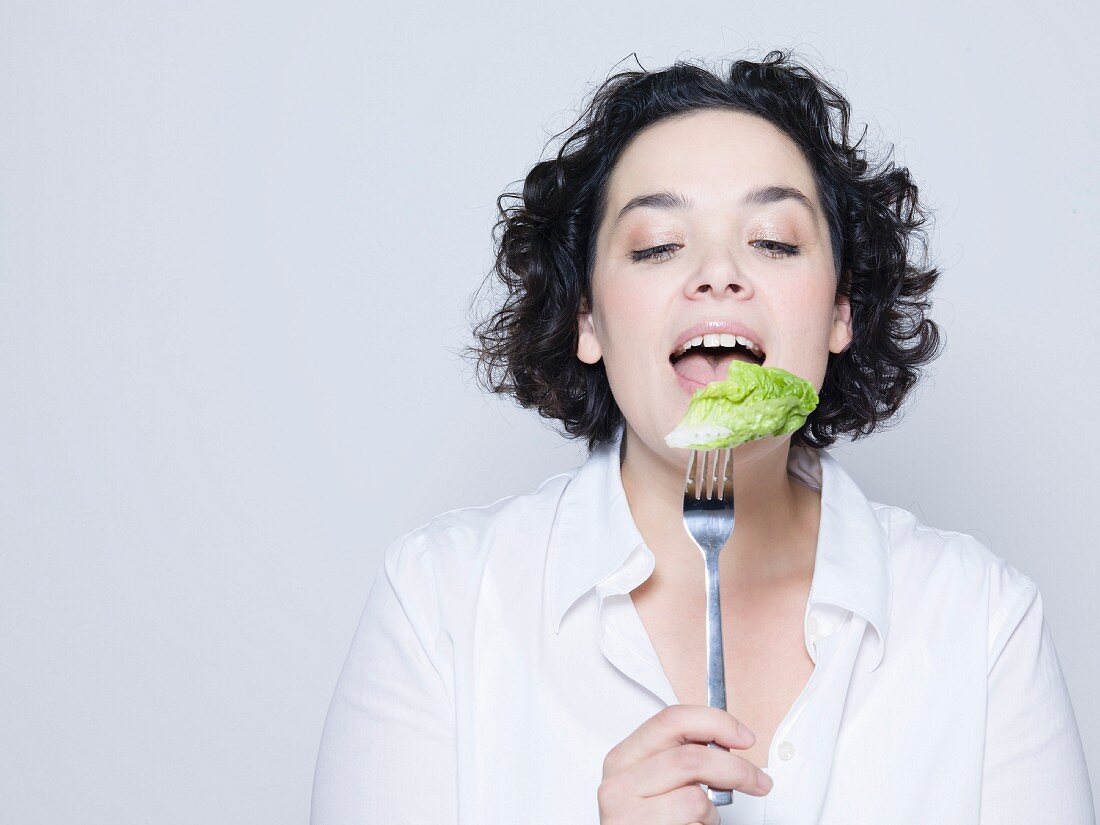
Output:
[576,301,603,364]
[829,287,853,354]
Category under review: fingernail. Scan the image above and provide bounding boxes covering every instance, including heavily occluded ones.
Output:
[738,721,755,741]
[757,771,773,792]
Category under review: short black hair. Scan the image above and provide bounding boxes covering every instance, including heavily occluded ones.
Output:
[465,49,943,453]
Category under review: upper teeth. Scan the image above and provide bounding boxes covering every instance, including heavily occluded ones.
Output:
[674,333,764,358]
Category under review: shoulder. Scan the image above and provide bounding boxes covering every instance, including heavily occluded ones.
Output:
[380,467,578,596]
[869,501,1039,652]
[871,501,1035,591]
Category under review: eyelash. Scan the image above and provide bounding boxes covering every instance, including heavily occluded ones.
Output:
[629,240,800,263]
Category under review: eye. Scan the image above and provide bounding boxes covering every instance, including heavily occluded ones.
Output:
[630,243,679,263]
[630,240,801,264]
[754,240,800,258]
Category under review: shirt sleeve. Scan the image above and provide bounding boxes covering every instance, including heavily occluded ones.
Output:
[980,575,1096,823]
[311,533,458,824]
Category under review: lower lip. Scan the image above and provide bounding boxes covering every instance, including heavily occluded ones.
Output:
[671,365,706,395]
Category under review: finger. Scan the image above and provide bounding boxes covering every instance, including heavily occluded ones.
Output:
[646,783,722,825]
[603,704,755,776]
[626,741,770,799]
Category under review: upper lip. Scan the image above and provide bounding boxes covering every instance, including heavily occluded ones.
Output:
[670,320,766,361]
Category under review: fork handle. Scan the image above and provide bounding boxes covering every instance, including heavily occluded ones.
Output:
[702,553,733,806]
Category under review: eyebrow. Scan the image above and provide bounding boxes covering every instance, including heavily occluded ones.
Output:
[612,184,817,227]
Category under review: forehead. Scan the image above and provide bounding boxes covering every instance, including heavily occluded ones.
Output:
[605,109,820,213]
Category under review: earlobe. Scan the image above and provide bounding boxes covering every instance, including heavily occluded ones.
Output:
[830,292,853,354]
[576,309,603,364]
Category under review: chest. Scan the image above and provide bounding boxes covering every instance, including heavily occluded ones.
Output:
[629,579,815,770]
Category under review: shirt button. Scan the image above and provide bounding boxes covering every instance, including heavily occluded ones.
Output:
[778,741,796,761]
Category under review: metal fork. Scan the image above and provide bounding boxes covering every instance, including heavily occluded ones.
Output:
[681,447,736,807]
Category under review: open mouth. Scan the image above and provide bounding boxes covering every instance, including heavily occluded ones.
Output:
[669,335,766,387]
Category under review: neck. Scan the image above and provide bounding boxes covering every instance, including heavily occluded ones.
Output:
[618,424,819,591]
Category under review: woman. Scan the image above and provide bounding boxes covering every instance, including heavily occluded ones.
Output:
[311,51,1094,824]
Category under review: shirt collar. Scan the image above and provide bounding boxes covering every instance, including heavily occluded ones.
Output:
[548,426,892,672]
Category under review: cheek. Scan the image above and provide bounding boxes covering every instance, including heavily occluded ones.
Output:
[781,280,836,337]
[771,281,838,387]
[592,280,668,405]
[594,277,664,353]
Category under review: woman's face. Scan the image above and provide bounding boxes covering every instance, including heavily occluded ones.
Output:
[578,108,852,462]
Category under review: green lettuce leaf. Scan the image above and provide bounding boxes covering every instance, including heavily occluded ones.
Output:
[665,360,819,450]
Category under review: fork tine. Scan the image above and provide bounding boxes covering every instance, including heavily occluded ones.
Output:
[685,447,736,501]
[706,449,716,498]
[693,449,706,499]
[718,447,731,499]
[685,448,726,501]
[711,448,723,499]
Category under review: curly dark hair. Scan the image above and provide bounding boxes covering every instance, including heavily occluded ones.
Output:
[464,49,943,454]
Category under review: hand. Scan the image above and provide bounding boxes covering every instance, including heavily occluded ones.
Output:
[597,704,772,824]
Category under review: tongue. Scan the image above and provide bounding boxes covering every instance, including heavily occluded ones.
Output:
[672,351,757,385]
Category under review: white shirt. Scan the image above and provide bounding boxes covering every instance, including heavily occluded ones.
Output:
[311,427,1095,824]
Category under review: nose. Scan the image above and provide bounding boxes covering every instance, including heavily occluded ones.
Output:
[685,251,753,299]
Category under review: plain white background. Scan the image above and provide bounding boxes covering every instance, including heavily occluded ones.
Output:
[1,1,1097,821]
